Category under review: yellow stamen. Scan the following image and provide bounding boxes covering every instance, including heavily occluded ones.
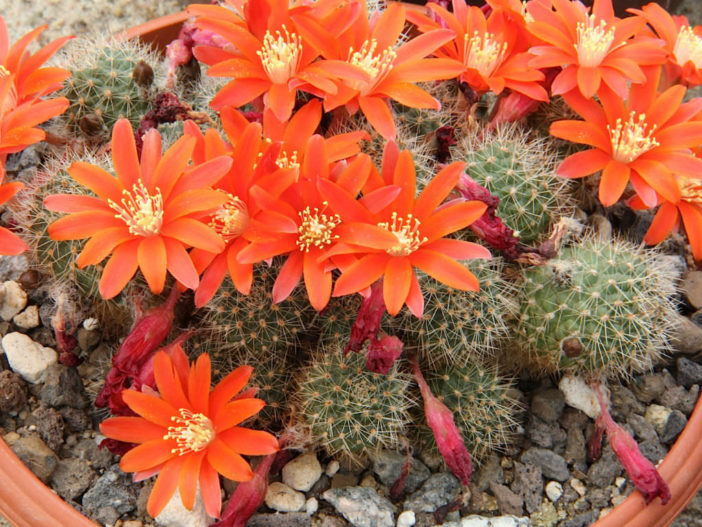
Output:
[276,150,299,169]
[379,212,427,256]
[164,409,215,455]
[0,65,9,77]
[347,39,396,94]
[674,26,702,69]
[679,176,702,205]
[607,111,659,164]
[108,180,164,237]
[297,202,341,252]
[463,31,507,78]
[257,26,302,84]
[575,15,616,67]
[210,194,249,241]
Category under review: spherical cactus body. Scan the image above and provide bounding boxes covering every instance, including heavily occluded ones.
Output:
[517,236,678,377]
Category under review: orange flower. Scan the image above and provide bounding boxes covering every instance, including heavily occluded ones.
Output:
[100,345,278,518]
[44,119,232,299]
[0,170,27,255]
[0,16,72,103]
[406,0,548,102]
[292,2,465,139]
[527,0,666,98]
[321,144,491,316]
[550,67,702,207]
[188,0,361,122]
[628,2,702,87]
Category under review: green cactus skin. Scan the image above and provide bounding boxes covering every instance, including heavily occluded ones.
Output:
[417,362,521,464]
[296,347,413,462]
[462,124,570,244]
[317,294,363,349]
[201,263,317,356]
[517,236,678,378]
[388,258,518,367]
[61,40,157,134]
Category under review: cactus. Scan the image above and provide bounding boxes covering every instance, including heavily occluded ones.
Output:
[517,235,678,378]
[200,262,317,357]
[389,258,519,366]
[461,124,571,244]
[296,345,413,462]
[60,38,161,135]
[416,361,521,464]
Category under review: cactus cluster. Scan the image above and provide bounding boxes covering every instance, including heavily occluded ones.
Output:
[517,235,678,378]
[296,346,414,462]
[389,258,518,366]
[461,124,570,243]
[60,38,160,135]
[418,361,521,464]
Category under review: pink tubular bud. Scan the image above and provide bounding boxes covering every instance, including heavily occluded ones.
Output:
[366,335,403,375]
[411,358,472,485]
[345,280,386,355]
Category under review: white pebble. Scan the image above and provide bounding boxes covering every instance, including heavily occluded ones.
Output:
[545,481,563,502]
[305,497,318,515]
[13,305,39,329]
[265,482,305,512]
[325,459,340,477]
[614,477,627,491]
[282,452,322,492]
[155,486,209,527]
[0,281,27,321]
[559,375,600,419]
[570,478,587,497]
[83,318,100,331]
[1,332,57,383]
[397,510,415,527]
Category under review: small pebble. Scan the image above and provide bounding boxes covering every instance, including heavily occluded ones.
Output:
[614,477,627,491]
[305,497,319,515]
[645,404,672,436]
[558,376,599,419]
[265,482,305,512]
[12,305,39,329]
[83,318,100,331]
[0,281,27,321]
[545,481,563,502]
[2,332,58,383]
[282,452,323,492]
[325,460,340,477]
[396,510,415,527]
[570,479,587,497]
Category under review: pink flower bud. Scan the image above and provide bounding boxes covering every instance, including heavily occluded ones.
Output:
[366,335,403,374]
[345,280,386,355]
[412,359,472,485]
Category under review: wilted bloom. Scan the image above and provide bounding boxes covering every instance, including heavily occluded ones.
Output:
[592,382,670,505]
[45,119,232,299]
[412,357,472,485]
[345,279,386,354]
[527,0,666,98]
[366,335,403,375]
[100,345,279,518]
[629,2,702,86]
[550,67,702,207]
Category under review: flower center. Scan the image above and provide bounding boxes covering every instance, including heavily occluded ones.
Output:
[379,212,427,256]
[164,408,215,455]
[463,31,507,78]
[108,180,164,237]
[607,111,659,164]
[297,202,340,252]
[575,15,616,67]
[210,194,249,241]
[276,150,299,169]
[674,25,702,69]
[347,39,396,94]
[257,26,302,84]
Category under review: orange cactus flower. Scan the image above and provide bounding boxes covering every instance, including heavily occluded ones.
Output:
[189,0,362,122]
[236,134,379,311]
[406,0,548,102]
[0,16,72,103]
[526,0,666,98]
[292,2,465,139]
[0,170,27,255]
[44,119,233,299]
[321,145,491,317]
[628,2,702,87]
[100,345,279,518]
[550,67,702,207]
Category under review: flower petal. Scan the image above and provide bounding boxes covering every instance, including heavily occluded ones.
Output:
[112,119,142,189]
[99,416,166,444]
[138,236,168,294]
[217,427,279,456]
[206,438,254,482]
[383,257,412,316]
[122,389,179,428]
[163,236,200,291]
[359,96,396,140]
[120,439,175,473]
[99,239,140,299]
[411,250,482,291]
[209,366,253,414]
[213,398,266,432]
[161,218,224,253]
[147,457,186,518]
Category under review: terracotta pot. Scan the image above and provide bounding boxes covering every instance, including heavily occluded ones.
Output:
[1,7,701,527]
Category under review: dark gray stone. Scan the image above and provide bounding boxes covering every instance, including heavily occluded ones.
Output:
[4,432,58,482]
[682,271,702,309]
[530,389,565,423]
[562,510,598,527]
[510,461,543,514]
[372,450,430,494]
[564,427,586,472]
[661,385,699,415]
[489,482,524,516]
[322,487,394,527]
[58,406,91,433]
[610,385,645,421]
[403,473,461,513]
[520,448,569,482]
[677,357,702,388]
[247,512,312,527]
[82,464,137,519]
[671,314,702,355]
[587,449,622,487]
[628,413,658,443]
[37,363,88,408]
[27,405,64,452]
[472,455,504,492]
[50,457,96,500]
[70,437,114,470]
[639,439,668,465]
[632,374,666,404]
[586,488,610,508]
[526,415,566,450]
[559,407,588,430]
[659,409,687,444]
